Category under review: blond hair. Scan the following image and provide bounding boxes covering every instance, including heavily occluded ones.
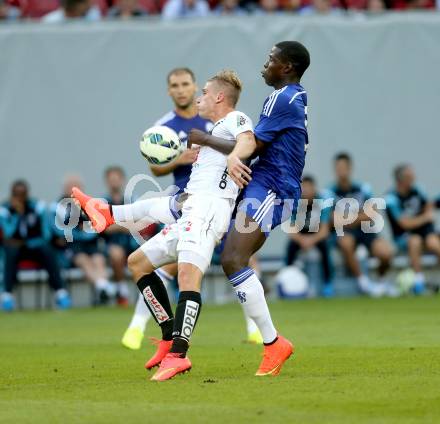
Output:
[208,69,242,107]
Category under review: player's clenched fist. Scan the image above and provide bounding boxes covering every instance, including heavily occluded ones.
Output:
[227,153,252,189]
[187,128,208,148]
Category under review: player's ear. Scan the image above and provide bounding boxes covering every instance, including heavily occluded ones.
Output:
[284,61,294,75]
[216,91,225,104]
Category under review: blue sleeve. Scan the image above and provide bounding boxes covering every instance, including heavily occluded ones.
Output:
[385,193,401,220]
[254,94,291,143]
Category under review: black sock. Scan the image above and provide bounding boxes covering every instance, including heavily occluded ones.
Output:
[170,291,202,357]
[137,273,174,341]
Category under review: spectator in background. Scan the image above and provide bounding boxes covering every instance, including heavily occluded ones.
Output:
[286,176,334,297]
[255,0,281,13]
[366,0,385,11]
[108,0,147,17]
[328,153,394,297]
[279,0,301,12]
[51,176,115,304]
[214,0,247,14]
[102,166,133,306]
[42,0,102,22]
[385,164,440,294]
[162,0,210,19]
[0,0,20,20]
[299,0,341,15]
[0,180,71,312]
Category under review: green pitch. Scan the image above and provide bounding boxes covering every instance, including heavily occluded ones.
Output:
[1,297,439,424]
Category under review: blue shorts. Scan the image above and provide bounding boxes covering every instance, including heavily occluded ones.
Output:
[235,180,301,237]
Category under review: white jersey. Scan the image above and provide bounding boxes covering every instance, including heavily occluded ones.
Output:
[185,110,253,200]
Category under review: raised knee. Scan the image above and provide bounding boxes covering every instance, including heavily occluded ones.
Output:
[221,249,247,276]
[127,252,139,274]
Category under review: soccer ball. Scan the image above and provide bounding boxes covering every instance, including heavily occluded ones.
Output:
[395,268,415,294]
[139,125,181,165]
[275,266,309,299]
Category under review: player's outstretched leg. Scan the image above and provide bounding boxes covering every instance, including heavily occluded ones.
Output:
[121,266,175,350]
[71,187,115,232]
[151,262,203,382]
[127,249,174,369]
[221,216,294,376]
[71,187,178,233]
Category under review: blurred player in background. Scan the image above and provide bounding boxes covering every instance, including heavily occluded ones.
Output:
[102,166,135,306]
[0,180,71,311]
[286,175,334,297]
[385,164,440,294]
[328,152,394,296]
[52,176,114,304]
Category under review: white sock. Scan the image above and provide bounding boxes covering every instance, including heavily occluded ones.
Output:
[95,278,110,291]
[414,272,425,285]
[229,267,277,344]
[128,293,152,330]
[112,197,177,225]
[243,310,259,335]
[127,269,172,331]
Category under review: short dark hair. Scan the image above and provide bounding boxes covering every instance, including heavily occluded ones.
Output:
[105,166,125,178]
[275,41,310,79]
[302,175,316,185]
[62,0,88,11]
[393,163,410,182]
[167,68,195,84]
[334,152,352,163]
[11,179,29,193]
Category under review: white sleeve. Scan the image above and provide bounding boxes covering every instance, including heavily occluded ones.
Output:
[225,111,254,139]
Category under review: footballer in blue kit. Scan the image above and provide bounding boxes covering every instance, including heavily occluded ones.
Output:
[188,41,311,374]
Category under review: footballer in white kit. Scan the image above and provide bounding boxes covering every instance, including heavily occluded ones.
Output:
[71,70,258,381]
[142,109,252,275]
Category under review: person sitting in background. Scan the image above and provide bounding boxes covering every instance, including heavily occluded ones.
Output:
[108,0,147,18]
[162,0,210,19]
[42,0,102,22]
[299,0,341,15]
[0,180,71,311]
[385,164,440,294]
[254,0,281,13]
[51,176,115,305]
[0,0,20,20]
[366,0,385,12]
[102,166,135,306]
[214,0,247,14]
[286,176,334,297]
[328,152,394,296]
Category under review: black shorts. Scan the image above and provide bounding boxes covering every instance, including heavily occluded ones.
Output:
[337,227,377,251]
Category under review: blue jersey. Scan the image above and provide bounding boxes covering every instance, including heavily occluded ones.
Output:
[253,84,308,197]
[155,111,212,192]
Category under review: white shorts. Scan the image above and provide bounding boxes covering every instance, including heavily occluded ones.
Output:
[141,194,233,274]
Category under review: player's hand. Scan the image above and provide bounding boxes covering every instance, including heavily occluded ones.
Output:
[227,154,252,189]
[176,148,200,165]
[188,129,208,148]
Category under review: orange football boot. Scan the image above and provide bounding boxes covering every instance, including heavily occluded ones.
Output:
[150,353,192,381]
[144,338,173,370]
[255,335,294,376]
[71,187,114,233]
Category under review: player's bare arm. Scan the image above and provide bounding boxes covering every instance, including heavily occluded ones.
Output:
[227,131,257,188]
[187,128,236,154]
[150,148,199,177]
